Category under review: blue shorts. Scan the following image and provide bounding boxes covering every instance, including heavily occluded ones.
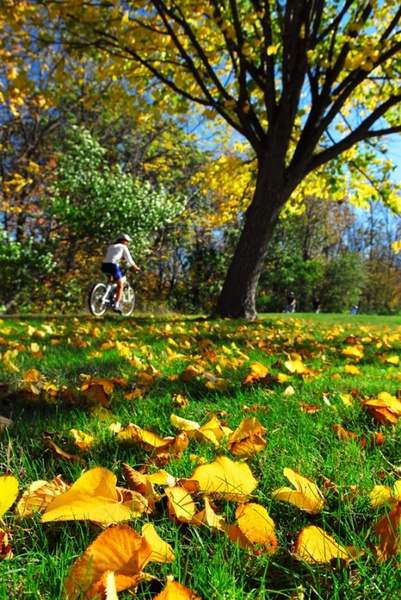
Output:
[101,262,122,280]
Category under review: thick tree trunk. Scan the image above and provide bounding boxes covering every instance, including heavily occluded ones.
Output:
[215,155,291,319]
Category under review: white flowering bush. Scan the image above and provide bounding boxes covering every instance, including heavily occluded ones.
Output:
[49,126,185,251]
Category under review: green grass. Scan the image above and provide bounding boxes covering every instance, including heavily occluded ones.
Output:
[1,313,401,599]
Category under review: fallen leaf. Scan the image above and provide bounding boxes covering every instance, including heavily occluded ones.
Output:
[116,424,169,450]
[64,524,154,600]
[242,361,269,386]
[370,481,401,508]
[294,525,358,565]
[227,417,267,457]
[342,346,364,360]
[235,503,277,554]
[362,393,401,425]
[272,468,325,514]
[44,437,86,467]
[141,523,175,563]
[374,502,401,560]
[172,393,189,408]
[189,456,258,502]
[0,474,19,517]
[70,429,95,452]
[165,486,197,522]
[0,529,13,560]
[345,365,361,375]
[153,579,201,599]
[41,467,148,523]
[16,475,70,517]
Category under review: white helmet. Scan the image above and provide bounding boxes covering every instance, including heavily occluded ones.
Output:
[115,233,131,243]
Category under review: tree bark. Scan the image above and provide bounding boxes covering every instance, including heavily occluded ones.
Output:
[215,154,290,319]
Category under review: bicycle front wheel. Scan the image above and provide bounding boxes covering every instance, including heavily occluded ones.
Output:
[88,282,108,316]
[120,283,135,316]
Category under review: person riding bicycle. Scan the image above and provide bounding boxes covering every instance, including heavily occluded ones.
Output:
[284,291,296,313]
[101,233,140,313]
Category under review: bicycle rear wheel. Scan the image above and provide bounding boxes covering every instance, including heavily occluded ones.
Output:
[120,283,135,316]
[88,282,109,316]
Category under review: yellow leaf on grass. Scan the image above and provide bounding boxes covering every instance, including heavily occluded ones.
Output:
[285,359,307,374]
[23,368,42,382]
[0,475,19,517]
[341,346,364,360]
[370,481,401,508]
[227,418,267,458]
[170,414,200,432]
[340,393,354,407]
[272,468,325,514]
[344,364,361,375]
[152,432,189,466]
[116,424,168,450]
[235,503,277,554]
[121,463,175,504]
[203,371,230,391]
[171,413,229,447]
[192,495,228,531]
[172,393,189,408]
[64,524,153,600]
[189,456,258,502]
[191,497,251,552]
[41,467,148,523]
[242,361,269,385]
[141,523,175,563]
[294,525,357,564]
[80,376,115,395]
[70,429,95,452]
[386,355,400,366]
[198,414,231,446]
[154,579,201,600]
[165,486,197,522]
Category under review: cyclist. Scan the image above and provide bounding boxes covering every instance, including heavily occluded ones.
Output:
[101,233,140,313]
[284,291,296,313]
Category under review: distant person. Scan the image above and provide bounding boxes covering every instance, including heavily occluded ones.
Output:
[284,291,296,313]
[313,298,321,313]
[351,305,359,315]
[101,233,140,313]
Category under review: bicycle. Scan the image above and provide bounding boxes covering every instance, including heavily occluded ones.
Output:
[88,272,136,317]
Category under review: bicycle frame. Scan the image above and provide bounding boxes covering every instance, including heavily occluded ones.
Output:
[101,282,117,305]
[88,273,135,317]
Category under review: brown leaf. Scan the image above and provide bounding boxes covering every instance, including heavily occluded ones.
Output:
[374,502,401,560]
[44,437,86,466]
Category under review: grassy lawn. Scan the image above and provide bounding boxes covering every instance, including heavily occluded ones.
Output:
[1,313,401,599]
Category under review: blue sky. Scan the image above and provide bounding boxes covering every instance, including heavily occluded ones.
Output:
[387,137,401,183]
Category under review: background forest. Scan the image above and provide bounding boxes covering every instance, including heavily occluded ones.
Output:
[1,107,401,316]
[1,2,401,316]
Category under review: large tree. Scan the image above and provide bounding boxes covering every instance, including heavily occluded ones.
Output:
[5,0,401,317]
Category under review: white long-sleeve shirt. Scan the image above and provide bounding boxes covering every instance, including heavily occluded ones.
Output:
[104,243,137,267]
